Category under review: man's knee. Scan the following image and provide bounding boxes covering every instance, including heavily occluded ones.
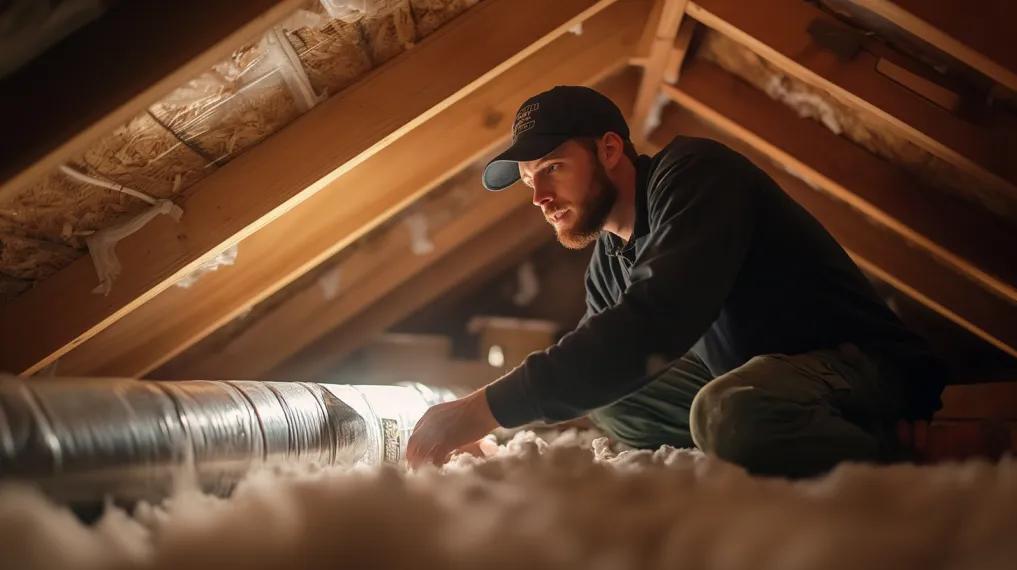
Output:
[689,373,769,462]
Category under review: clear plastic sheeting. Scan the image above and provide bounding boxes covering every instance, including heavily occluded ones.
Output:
[175,244,239,289]
[148,32,311,165]
[85,199,183,295]
[0,376,455,507]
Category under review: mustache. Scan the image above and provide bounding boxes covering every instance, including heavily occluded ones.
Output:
[542,204,569,218]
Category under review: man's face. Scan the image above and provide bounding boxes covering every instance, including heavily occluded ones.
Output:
[518,139,618,249]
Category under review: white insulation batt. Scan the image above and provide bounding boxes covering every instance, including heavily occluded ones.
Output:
[1,430,1015,570]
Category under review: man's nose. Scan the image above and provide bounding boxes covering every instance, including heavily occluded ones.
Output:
[531,180,553,207]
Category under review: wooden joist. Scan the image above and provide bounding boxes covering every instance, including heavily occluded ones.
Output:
[686,0,1017,197]
[0,0,306,193]
[844,0,1017,94]
[0,0,621,376]
[656,59,1017,358]
[54,0,649,378]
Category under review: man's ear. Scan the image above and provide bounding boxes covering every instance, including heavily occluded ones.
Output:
[598,131,626,170]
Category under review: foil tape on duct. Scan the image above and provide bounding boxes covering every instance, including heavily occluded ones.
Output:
[0,376,454,507]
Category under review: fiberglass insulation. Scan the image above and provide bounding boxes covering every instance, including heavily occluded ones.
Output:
[1,430,1014,570]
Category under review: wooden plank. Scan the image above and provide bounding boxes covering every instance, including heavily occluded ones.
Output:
[662,19,697,84]
[875,57,961,112]
[157,175,532,380]
[0,0,619,376]
[662,59,1017,308]
[0,0,306,196]
[686,0,1017,193]
[54,1,649,378]
[631,0,688,141]
[654,63,1017,358]
[267,207,552,381]
[847,0,1017,93]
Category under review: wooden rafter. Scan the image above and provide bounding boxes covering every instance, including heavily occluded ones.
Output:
[662,18,697,85]
[661,60,1017,304]
[656,59,1017,358]
[157,177,534,380]
[0,0,306,193]
[844,0,1017,94]
[0,0,620,376]
[686,0,1017,196]
[631,0,688,141]
[55,0,650,378]
[268,207,552,381]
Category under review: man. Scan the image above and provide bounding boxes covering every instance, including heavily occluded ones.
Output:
[406,85,945,477]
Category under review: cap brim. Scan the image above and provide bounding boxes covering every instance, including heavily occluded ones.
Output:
[482,134,570,191]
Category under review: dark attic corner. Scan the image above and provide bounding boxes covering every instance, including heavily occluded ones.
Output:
[0,1,1015,568]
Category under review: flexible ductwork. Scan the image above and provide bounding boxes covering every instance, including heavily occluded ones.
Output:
[0,376,455,507]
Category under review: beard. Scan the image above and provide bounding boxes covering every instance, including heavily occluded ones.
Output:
[553,159,618,250]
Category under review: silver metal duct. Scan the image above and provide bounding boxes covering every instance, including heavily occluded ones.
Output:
[0,376,455,506]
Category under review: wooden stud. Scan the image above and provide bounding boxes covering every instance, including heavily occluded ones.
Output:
[0,0,620,376]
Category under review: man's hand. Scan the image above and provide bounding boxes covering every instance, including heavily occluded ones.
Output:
[406,389,499,468]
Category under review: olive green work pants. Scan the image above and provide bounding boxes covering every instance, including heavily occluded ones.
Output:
[588,344,906,478]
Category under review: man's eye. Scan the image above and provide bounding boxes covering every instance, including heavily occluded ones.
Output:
[547,164,560,173]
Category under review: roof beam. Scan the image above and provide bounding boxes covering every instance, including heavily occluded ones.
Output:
[0,0,305,195]
[54,0,649,378]
[657,59,1017,357]
[156,181,537,380]
[845,0,1017,93]
[0,0,621,376]
[631,0,688,141]
[686,0,1017,196]
[268,207,551,382]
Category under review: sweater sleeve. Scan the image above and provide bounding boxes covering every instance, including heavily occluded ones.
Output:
[486,143,758,427]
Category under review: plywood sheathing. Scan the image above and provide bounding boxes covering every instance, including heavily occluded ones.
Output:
[410,0,479,37]
[0,0,482,302]
[696,29,1017,223]
[0,112,210,282]
[290,15,373,96]
[363,0,419,65]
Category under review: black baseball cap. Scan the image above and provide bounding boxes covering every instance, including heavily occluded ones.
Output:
[482,85,630,191]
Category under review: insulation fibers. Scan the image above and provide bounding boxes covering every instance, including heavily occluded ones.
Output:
[1,429,1015,570]
[409,0,480,37]
[696,29,1017,221]
[287,10,373,97]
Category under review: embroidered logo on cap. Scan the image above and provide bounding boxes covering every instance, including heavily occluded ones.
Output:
[512,103,539,141]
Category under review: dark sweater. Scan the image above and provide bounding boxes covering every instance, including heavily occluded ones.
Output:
[486,136,945,426]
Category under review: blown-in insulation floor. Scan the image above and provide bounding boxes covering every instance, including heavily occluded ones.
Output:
[2,430,1014,570]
